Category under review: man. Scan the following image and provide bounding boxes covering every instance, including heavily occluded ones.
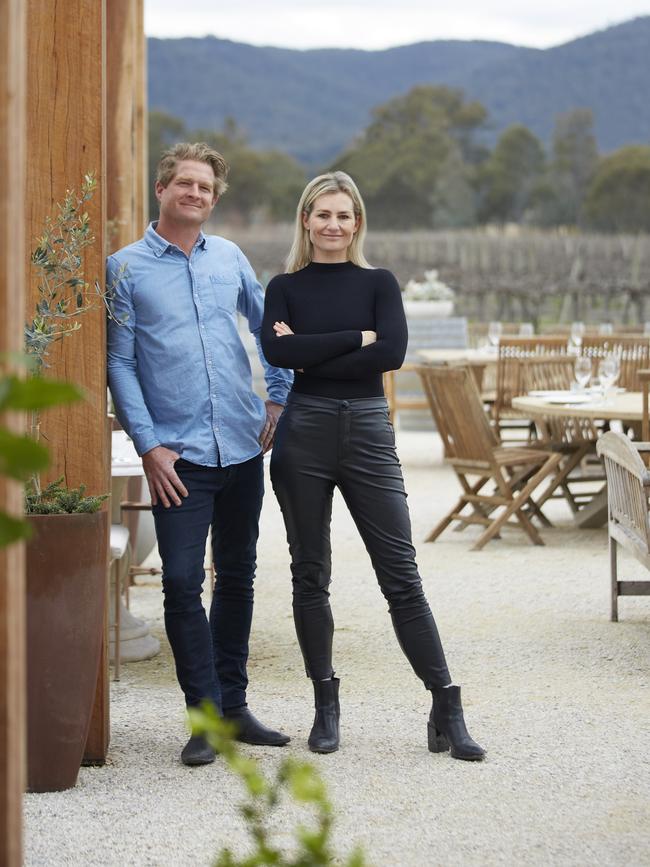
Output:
[107,142,293,765]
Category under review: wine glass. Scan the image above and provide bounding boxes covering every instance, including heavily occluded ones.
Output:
[570,321,585,353]
[487,321,502,350]
[598,354,620,400]
[519,322,534,337]
[574,356,591,391]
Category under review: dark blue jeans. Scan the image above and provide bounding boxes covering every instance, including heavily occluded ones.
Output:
[152,454,264,711]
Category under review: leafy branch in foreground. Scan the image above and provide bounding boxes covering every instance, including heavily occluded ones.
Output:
[189,704,368,867]
[0,365,82,545]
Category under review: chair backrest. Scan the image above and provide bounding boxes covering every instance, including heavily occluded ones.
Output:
[467,321,521,348]
[596,431,650,553]
[639,369,650,467]
[495,336,568,418]
[419,364,498,464]
[521,355,573,392]
[581,336,650,391]
[521,356,598,445]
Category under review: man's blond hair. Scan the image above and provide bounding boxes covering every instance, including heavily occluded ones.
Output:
[156,142,229,197]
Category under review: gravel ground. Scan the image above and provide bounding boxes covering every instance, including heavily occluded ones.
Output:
[24,432,650,867]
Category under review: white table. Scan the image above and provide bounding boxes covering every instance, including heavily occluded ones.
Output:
[111,431,160,669]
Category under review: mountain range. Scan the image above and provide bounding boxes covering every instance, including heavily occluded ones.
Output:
[148,16,650,166]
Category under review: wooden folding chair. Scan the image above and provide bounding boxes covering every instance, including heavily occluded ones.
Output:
[521,356,604,514]
[581,335,650,391]
[641,369,650,459]
[419,365,561,550]
[495,336,569,439]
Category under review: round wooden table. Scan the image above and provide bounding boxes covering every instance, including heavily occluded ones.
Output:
[512,391,643,422]
[418,347,498,392]
[512,391,643,527]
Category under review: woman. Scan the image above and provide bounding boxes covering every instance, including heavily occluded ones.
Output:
[261,172,484,761]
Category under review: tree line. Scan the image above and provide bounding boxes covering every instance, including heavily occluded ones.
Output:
[149,85,650,233]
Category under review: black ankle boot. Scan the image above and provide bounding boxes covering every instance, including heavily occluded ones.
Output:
[308,676,340,753]
[428,685,485,761]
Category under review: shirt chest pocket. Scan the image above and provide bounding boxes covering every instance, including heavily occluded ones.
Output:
[209,275,240,313]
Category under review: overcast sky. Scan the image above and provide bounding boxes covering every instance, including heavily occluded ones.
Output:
[145,1,650,50]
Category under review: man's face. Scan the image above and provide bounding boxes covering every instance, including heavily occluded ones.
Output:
[155,160,218,227]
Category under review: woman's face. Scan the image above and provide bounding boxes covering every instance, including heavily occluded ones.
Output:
[303,191,359,262]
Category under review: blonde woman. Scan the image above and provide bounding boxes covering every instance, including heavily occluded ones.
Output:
[261,172,484,761]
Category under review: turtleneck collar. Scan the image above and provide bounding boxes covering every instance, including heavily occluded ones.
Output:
[304,260,358,273]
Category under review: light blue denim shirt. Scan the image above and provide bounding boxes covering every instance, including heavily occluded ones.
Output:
[107,223,292,467]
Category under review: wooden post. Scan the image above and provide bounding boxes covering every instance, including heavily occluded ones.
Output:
[26,0,110,764]
[134,0,148,234]
[107,0,148,252]
[106,0,146,554]
[26,0,108,495]
[0,0,26,862]
[107,0,136,253]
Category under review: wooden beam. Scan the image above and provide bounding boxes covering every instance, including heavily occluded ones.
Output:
[0,0,27,862]
[107,0,136,253]
[134,0,148,234]
[26,0,109,496]
[107,0,148,252]
[26,0,110,765]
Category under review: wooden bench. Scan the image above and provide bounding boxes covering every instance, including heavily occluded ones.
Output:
[596,432,650,621]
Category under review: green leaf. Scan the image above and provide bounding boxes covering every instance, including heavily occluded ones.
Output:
[0,376,82,411]
[288,763,328,804]
[0,430,50,480]
[0,511,31,547]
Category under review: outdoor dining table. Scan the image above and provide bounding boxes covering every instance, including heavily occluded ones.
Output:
[511,390,644,528]
[418,347,498,391]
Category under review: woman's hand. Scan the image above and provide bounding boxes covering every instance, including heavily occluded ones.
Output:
[361,330,377,347]
[273,321,303,371]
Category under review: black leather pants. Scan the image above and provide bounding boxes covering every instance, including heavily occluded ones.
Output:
[270,393,451,689]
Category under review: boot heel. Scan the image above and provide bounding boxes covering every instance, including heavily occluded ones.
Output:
[428,685,486,761]
[427,722,449,753]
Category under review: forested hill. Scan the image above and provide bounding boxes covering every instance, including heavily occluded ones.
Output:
[148,16,650,166]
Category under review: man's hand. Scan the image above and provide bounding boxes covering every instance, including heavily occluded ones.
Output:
[260,400,284,453]
[361,330,377,346]
[142,445,189,508]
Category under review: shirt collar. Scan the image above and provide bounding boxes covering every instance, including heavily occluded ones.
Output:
[145,222,207,257]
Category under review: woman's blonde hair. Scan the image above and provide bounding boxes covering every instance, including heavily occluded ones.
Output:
[285,171,371,273]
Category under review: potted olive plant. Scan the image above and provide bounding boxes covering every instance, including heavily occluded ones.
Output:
[23,175,119,792]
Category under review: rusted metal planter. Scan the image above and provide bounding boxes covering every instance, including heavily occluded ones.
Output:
[25,511,108,792]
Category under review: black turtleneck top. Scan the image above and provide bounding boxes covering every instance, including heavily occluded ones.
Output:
[261,261,408,398]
